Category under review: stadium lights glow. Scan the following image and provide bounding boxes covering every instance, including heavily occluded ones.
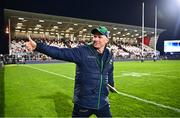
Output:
[69,27,73,30]
[88,25,92,27]
[18,17,24,20]
[135,33,139,36]
[5,27,9,34]
[23,20,27,22]
[45,32,49,35]
[83,29,87,31]
[39,20,44,22]
[15,30,20,32]
[17,23,23,26]
[66,30,70,33]
[21,31,26,33]
[117,32,121,34]
[53,26,58,29]
[57,22,62,24]
[36,24,42,27]
[27,31,32,33]
[16,26,21,29]
[174,0,180,6]
[160,0,180,20]
[34,27,39,30]
[79,31,83,34]
[113,27,117,30]
[126,32,130,35]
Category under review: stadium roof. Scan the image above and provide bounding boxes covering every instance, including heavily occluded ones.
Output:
[4,9,165,40]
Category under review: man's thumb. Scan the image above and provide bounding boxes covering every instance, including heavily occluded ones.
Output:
[28,35,33,42]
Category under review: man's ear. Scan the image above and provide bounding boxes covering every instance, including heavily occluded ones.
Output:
[106,37,109,43]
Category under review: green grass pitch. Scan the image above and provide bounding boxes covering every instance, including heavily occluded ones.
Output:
[4,60,180,117]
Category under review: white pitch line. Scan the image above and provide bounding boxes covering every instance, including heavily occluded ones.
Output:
[150,74,179,78]
[152,70,179,74]
[24,65,180,113]
[114,74,179,78]
[25,65,74,80]
[114,72,179,78]
[116,91,180,113]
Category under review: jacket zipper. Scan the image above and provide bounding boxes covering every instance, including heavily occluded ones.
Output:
[97,60,103,109]
[86,44,105,109]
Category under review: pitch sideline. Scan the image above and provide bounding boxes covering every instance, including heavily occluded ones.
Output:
[114,71,179,78]
[24,65,180,113]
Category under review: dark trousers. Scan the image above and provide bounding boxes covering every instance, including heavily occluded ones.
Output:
[72,103,112,117]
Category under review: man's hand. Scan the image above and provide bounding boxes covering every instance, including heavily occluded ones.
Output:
[26,35,37,51]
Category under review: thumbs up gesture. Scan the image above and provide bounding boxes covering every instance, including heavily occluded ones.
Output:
[26,35,37,51]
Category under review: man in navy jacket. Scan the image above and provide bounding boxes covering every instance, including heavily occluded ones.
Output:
[26,26,115,117]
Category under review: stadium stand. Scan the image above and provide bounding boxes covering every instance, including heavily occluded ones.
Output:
[9,36,160,63]
[4,9,165,64]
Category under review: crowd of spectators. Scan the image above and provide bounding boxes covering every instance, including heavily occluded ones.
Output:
[9,36,158,63]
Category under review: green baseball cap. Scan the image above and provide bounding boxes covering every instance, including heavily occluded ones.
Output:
[91,26,109,38]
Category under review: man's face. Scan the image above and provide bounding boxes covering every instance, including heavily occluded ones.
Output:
[92,32,109,50]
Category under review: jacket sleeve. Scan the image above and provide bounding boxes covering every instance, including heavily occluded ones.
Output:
[35,42,82,63]
[108,61,114,87]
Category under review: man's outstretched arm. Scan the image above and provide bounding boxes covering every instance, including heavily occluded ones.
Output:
[26,35,82,63]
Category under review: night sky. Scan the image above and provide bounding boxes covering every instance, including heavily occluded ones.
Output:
[1,0,180,54]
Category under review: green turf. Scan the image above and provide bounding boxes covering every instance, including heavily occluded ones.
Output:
[4,60,180,117]
[0,67,5,117]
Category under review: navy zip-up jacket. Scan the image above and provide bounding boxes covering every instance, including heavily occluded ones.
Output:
[35,42,114,109]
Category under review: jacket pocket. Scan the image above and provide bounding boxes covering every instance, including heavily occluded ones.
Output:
[80,74,99,96]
